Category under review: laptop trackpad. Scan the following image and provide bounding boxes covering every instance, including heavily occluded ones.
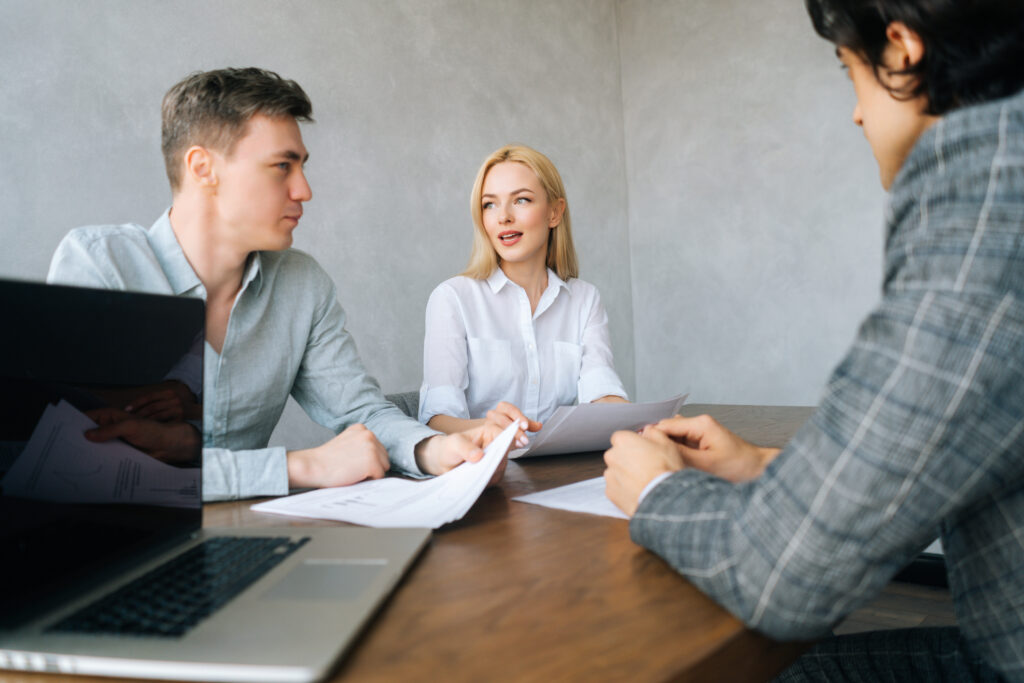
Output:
[263,560,385,601]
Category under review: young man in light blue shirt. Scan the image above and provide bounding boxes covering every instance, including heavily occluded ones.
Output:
[49,67,492,501]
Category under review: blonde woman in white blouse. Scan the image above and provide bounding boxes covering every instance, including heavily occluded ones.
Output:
[419,144,627,449]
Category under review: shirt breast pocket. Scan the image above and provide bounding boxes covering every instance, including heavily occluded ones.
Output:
[552,340,583,406]
[466,337,513,408]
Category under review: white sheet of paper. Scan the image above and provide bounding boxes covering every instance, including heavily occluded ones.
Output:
[509,394,687,458]
[512,476,628,519]
[1,400,199,507]
[251,421,519,529]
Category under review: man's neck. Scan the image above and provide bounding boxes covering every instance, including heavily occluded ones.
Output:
[168,198,249,301]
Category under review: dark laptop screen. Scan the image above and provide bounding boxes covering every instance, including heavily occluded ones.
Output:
[0,279,203,627]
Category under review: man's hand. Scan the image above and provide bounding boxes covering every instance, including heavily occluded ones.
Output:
[649,415,779,483]
[125,380,202,422]
[484,401,542,450]
[415,430,509,485]
[287,423,390,489]
[84,408,200,465]
[603,428,685,516]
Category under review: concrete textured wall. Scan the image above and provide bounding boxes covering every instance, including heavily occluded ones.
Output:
[618,0,884,404]
[0,0,887,449]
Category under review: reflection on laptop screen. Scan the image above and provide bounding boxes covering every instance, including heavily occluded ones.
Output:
[0,280,203,628]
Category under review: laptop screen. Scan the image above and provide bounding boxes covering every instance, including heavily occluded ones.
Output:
[0,279,204,627]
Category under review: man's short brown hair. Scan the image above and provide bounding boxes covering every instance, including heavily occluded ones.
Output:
[161,67,313,192]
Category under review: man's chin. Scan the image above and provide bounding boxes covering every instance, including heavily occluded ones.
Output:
[258,235,294,252]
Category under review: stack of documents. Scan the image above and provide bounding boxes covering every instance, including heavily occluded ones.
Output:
[251,422,518,529]
[510,395,686,458]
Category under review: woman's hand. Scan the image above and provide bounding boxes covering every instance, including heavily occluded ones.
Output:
[484,401,542,449]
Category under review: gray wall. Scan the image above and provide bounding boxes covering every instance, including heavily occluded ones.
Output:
[0,0,887,446]
[618,0,884,404]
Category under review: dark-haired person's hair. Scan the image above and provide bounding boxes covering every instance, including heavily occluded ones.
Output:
[805,0,1024,115]
[161,67,313,192]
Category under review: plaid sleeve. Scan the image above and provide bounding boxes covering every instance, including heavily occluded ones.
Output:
[633,287,1024,640]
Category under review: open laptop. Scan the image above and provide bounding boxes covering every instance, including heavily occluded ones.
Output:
[0,279,430,682]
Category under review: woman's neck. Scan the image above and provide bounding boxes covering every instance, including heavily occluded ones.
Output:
[500,258,549,314]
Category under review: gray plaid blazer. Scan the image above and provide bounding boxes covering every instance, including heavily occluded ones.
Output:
[632,88,1024,681]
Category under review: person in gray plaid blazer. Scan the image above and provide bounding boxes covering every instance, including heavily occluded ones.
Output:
[603,1,1024,680]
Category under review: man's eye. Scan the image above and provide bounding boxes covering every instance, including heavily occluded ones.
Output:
[277,162,291,172]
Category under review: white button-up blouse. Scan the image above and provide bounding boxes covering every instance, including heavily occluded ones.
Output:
[418,268,627,425]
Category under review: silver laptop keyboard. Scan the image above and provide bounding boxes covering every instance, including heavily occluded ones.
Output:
[48,536,310,638]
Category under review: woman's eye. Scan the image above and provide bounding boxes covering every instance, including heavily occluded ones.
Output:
[515,197,530,204]
[482,201,495,210]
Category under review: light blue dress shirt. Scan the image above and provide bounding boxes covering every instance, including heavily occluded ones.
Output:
[48,210,437,501]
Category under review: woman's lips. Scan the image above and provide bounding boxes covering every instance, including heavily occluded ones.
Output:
[498,231,522,246]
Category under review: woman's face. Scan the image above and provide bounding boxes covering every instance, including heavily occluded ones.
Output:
[480,161,564,269]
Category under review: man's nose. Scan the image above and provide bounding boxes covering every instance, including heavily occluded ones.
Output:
[293,169,313,201]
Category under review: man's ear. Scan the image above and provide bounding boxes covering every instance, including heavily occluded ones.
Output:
[885,21,925,70]
[184,145,217,189]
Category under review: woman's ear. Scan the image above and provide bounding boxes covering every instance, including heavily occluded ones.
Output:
[885,21,925,70]
[548,197,567,229]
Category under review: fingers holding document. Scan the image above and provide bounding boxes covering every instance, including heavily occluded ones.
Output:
[415,428,515,486]
[485,401,542,449]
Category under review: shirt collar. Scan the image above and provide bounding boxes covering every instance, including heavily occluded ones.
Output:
[546,268,570,294]
[148,208,265,297]
[148,209,202,296]
[486,267,511,293]
[242,251,264,296]
[487,266,570,294]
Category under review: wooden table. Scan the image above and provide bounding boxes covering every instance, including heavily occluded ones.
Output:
[7,405,816,683]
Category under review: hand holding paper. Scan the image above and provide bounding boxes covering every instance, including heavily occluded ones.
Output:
[252,421,519,529]
[509,395,687,458]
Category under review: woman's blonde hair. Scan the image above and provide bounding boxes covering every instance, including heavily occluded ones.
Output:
[462,144,578,280]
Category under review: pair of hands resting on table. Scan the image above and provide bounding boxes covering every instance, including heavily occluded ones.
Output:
[603,415,782,516]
